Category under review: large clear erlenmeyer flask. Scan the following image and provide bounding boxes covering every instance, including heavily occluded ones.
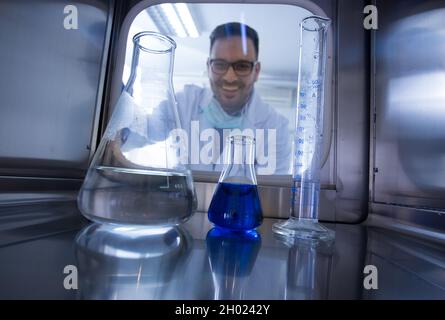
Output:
[78,31,196,226]
[208,135,263,230]
[273,16,334,242]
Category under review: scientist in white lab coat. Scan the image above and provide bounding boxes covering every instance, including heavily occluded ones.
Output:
[176,22,291,175]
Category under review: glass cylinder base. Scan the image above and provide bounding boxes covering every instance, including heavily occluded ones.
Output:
[272,218,335,243]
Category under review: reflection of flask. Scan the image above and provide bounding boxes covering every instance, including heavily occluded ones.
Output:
[206,228,261,300]
[77,31,196,226]
[281,237,333,300]
[75,223,191,299]
[273,16,334,242]
[208,135,263,230]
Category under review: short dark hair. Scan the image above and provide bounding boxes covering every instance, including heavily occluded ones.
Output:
[209,22,259,58]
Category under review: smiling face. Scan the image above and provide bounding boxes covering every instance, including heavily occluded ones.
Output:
[207,36,261,114]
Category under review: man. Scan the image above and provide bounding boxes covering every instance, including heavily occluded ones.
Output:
[176,22,291,175]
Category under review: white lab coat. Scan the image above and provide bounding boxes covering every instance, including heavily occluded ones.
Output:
[175,84,292,175]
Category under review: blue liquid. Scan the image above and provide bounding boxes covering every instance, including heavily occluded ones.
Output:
[206,228,261,277]
[208,182,263,230]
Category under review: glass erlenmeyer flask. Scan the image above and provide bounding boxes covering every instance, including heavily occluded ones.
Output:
[273,16,334,242]
[208,135,263,230]
[77,31,196,226]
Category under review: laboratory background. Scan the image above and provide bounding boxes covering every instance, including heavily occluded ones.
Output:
[0,0,444,300]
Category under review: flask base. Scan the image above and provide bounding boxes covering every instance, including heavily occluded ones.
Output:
[272,218,335,243]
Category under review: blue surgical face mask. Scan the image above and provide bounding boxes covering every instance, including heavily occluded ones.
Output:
[202,98,244,129]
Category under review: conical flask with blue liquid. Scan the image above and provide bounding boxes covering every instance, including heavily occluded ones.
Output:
[208,135,263,230]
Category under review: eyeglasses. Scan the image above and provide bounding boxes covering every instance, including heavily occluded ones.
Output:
[209,59,258,76]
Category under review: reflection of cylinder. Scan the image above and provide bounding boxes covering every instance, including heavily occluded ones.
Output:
[75,224,191,300]
[285,240,333,300]
[206,228,261,300]
[293,16,330,220]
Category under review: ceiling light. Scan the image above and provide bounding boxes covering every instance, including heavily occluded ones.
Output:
[148,3,199,38]
[175,3,199,38]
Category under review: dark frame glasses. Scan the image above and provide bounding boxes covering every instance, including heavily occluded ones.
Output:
[209,59,258,76]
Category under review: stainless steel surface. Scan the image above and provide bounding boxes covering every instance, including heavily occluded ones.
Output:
[88,0,115,161]
[1,200,445,299]
[369,0,377,211]
[0,0,113,178]
[372,0,445,210]
[335,0,369,223]
[368,203,445,244]
[0,176,81,204]
[364,227,445,299]
[0,200,85,247]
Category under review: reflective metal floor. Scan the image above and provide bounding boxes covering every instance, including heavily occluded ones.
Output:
[0,200,444,299]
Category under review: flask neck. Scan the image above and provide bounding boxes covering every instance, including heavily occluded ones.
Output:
[125,32,176,105]
[219,135,257,185]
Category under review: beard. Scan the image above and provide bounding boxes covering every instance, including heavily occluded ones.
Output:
[211,79,252,114]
